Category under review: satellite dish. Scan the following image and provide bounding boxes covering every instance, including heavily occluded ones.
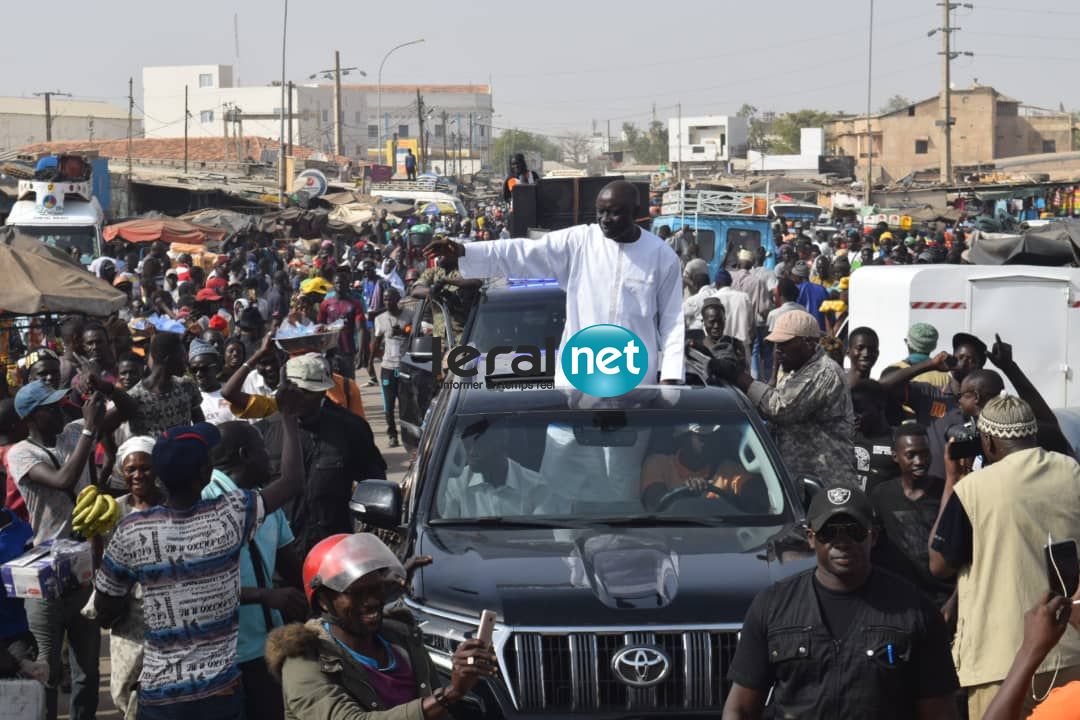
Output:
[296,169,328,198]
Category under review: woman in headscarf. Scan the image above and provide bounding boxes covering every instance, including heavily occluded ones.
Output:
[107,436,164,719]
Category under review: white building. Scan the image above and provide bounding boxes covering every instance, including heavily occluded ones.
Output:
[746,128,824,174]
[0,97,139,153]
[667,115,748,168]
[142,65,493,163]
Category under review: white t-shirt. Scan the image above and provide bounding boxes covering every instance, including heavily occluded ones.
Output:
[200,389,237,425]
[6,422,91,546]
[374,311,408,370]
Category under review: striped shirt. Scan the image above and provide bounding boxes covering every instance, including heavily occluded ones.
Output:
[95,490,264,705]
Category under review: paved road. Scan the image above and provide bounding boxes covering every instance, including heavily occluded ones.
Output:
[58,374,411,718]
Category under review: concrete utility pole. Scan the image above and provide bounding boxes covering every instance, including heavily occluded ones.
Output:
[416,89,426,173]
[279,0,288,206]
[441,110,449,175]
[126,78,133,178]
[939,1,952,185]
[931,2,973,185]
[332,50,343,156]
[676,103,682,182]
[865,0,874,206]
[35,90,71,142]
[287,82,294,156]
[184,85,189,173]
[223,103,231,161]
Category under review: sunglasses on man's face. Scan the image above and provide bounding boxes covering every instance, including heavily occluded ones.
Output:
[814,522,869,545]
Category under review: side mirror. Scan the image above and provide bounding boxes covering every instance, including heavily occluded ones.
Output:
[409,334,435,362]
[801,476,823,510]
[349,480,402,530]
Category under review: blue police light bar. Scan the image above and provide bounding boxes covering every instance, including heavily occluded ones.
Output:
[506,278,560,287]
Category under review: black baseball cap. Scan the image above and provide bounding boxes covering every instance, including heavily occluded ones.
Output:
[807,485,875,532]
[952,332,987,356]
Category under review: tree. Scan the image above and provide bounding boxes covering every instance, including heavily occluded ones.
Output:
[560,133,593,164]
[879,94,913,114]
[490,128,561,170]
[767,109,836,154]
[737,104,774,153]
[619,120,668,164]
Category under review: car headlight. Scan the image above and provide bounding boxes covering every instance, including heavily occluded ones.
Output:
[408,601,477,672]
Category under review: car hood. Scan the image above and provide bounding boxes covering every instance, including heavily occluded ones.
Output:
[413,524,813,626]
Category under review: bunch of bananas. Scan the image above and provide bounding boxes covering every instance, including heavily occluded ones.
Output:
[71,486,121,538]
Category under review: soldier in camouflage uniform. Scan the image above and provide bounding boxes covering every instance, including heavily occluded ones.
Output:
[730,309,857,487]
[410,247,481,339]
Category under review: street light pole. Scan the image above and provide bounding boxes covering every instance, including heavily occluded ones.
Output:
[864,0,874,207]
[278,0,288,206]
[377,38,425,166]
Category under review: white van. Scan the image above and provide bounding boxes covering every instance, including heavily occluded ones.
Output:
[5,178,104,264]
[849,264,1080,407]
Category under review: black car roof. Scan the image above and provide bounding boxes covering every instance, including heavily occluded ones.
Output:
[455,383,752,416]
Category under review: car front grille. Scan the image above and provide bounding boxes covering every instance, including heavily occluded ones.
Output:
[502,629,738,713]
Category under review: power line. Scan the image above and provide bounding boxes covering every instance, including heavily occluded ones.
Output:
[976,3,1080,15]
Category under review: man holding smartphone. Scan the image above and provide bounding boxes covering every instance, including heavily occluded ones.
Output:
[929,395,1080,718]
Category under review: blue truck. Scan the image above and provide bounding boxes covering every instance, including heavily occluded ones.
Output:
[652,188,776,280]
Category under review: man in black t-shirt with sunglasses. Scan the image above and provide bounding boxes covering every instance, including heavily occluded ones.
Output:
[723,486,958,720]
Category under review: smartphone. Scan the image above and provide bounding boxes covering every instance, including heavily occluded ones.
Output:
[1045,539,1079,597]
[477,610,497,645]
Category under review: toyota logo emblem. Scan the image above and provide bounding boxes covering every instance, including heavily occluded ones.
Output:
[611,645,671,688]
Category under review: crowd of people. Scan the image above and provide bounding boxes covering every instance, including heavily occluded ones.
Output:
[0,174,1075,720]
[0,200,515,720]
[668,221,1080,719]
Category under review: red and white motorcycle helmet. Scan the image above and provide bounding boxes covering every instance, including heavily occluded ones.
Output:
[302,533,406,607]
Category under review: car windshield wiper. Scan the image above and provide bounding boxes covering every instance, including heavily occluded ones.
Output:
[428,516,587,529]
[582,515,730,527]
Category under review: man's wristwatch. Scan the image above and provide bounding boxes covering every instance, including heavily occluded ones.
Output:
[81,428,95,438]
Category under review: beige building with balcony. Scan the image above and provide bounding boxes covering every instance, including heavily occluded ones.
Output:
[825,85,1073,182]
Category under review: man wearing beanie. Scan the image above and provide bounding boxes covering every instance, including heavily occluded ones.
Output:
[886,323,952,393]
[930,395,1080,717]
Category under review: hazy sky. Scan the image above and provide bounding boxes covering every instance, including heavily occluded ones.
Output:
[3,0,1078,142]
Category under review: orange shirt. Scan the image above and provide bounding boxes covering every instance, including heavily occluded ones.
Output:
[1029,681,1080,719]
[231,373,365,419]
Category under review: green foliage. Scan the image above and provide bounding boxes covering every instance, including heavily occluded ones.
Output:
[490,129,561,168]
[768,110,836,154]
[879,94,913,114]
[619,120,669,164]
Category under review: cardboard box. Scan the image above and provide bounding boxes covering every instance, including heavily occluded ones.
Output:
[0,679,46,720]
[1,547,61,600]
[0,541,93,600]
[52,541,93,588]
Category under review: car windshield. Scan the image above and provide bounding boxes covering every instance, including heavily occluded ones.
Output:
[467,289,566,354]
[432,412,789,523]
[17,225,98,264]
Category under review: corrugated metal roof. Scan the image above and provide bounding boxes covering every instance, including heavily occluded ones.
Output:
[0,97,133,120]
[18,137,349,165]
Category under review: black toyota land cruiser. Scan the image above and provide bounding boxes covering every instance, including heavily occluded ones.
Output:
[352,382,818,718]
